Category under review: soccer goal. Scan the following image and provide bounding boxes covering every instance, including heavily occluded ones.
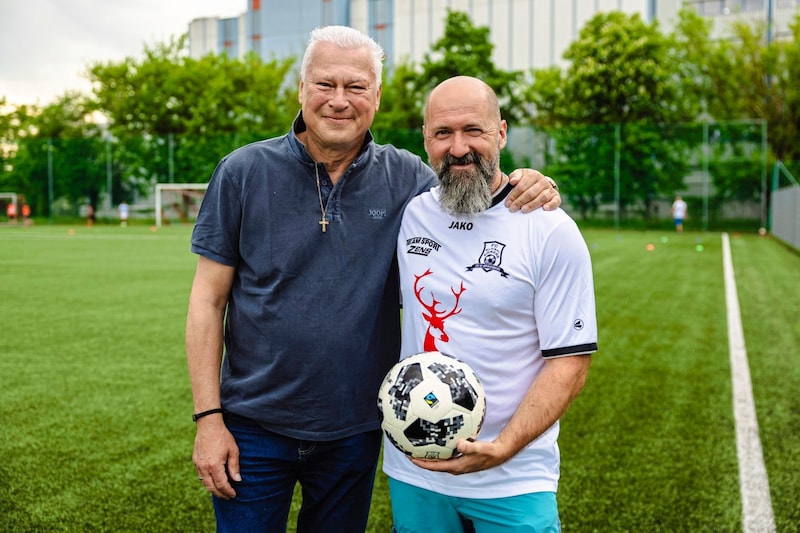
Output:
[154,183,209,227]
[0,192,19,223]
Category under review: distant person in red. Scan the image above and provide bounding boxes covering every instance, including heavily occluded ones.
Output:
[86,204,95,227]
[6,202,16,224]
[22,204,31,226]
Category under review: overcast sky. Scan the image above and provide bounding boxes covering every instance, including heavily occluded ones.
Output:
[0,0,246,106]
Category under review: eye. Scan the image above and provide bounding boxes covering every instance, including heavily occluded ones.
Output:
[348,84,368,94]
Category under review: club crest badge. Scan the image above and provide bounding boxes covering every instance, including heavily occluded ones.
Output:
[467,241,509,277]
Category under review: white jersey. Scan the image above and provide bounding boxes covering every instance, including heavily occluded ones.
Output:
[382,183,598,498]
[672,199,687,219]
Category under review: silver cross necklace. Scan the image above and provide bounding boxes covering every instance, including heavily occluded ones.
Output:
[314,163,331,233]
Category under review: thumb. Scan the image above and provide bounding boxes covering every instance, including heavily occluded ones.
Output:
[227,449,242,482]
[457,437,478,455]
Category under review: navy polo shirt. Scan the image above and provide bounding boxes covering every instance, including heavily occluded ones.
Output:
[191,114,436,440]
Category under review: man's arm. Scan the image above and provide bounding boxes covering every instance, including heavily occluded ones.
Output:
[410,354,591,475]
[506,169,561,213]
[186,255,241,499]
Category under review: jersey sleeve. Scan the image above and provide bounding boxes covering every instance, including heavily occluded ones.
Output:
[534,217,598,358]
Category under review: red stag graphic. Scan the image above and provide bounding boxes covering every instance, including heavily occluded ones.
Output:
[413,269,466,351]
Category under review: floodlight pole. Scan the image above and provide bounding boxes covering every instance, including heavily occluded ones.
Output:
[761,120,768,231]
[614,123,621,231]
[106,139,113,210]
[47,138,54,224]
[766,0,774,45]
[764,0,773,230]
[168,133,175,183]
[702,122,709,232]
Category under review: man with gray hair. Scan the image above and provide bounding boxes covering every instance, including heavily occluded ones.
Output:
[186,27,560,531]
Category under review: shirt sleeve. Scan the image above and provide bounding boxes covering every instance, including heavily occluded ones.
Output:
[190,157,243,267]
[534,217,598,358]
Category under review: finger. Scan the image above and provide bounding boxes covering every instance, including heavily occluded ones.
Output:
[507,168,522,184]
[212,464,237,499]
[505,185,540,212]
[506,175,551,213]
[543,188,561,211]
[456,438,478,455]
[197,470,231,499]
[227,452,242,482]
[507,168,543,184]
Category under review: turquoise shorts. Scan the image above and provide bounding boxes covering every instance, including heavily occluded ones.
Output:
[389,478,561,533]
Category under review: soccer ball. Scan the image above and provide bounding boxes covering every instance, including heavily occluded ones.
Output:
[377,351,486,459]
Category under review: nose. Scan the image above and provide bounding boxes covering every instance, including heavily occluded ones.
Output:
[328,86,349,109]
[447,132,471,158]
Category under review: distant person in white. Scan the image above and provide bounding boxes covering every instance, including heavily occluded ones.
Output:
[671,195,687,233]
[118,201,129,227]
[384,76,598,532]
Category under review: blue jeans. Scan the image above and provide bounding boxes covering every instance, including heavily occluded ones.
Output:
[214,413,382,533]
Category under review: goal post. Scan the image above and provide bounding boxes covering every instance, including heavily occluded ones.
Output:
[0,193,19,222]
[154,183,209,227]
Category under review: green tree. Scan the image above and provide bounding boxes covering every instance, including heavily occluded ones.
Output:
[0,98,23,191]
[372,59,426,159]
[674,10,800,203]
[418,10,525,125]
[7,93,107,216]
[88,36,298,187]
[528,11,696,218]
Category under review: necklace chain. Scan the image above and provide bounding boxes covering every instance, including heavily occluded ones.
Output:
[314,163,330,233]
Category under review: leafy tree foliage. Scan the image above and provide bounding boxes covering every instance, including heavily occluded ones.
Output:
[2,36,302,217]
[671,10,800,203]
[3,93,107,216]
[0,98,24,188]
[418,10,525,125]
[88,36,298,189]
[675,10,800,160]
[374,10,529,168]
[371,59,426,160]
[2,9,798,221]
[528,12,695,218]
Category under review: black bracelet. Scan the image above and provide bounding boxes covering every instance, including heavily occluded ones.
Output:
[192,408,223,422]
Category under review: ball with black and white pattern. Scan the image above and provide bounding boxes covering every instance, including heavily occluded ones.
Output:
[377,351,486,459]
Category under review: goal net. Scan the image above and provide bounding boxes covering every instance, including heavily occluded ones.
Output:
[0,193,19,223]
[154,183,209,227]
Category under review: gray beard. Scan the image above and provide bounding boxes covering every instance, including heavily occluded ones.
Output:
[434,152,498,217]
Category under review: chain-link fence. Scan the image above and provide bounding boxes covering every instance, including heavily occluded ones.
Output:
[505,120,773,232]
[770,162,800,250]
[3,120,794,234]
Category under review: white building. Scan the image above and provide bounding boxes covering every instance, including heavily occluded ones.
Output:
[188,0,799,72]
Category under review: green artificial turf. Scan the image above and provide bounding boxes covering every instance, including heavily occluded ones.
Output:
[1,225,797,532]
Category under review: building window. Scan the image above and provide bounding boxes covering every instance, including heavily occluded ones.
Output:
[686,0,771,15]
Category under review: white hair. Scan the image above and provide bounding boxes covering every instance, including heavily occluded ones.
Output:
[300,25,384,82]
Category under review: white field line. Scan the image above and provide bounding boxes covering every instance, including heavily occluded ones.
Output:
[722,232,776,533]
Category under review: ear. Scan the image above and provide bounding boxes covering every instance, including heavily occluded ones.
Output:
[498,119,508,150]
[375,82,382,111]
[298,80,304,105]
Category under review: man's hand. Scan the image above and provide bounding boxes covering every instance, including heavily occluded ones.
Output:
[506,169,561,213]
[193,417,241,499]
[409,438,511,475]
